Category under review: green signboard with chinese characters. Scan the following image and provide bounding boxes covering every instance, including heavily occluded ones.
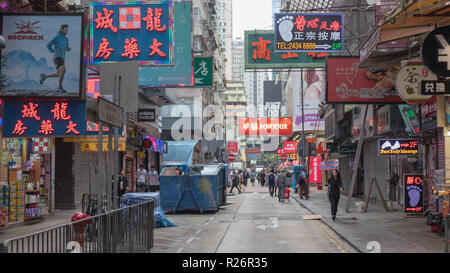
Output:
[245,30,326,69]
[194,57,213,87]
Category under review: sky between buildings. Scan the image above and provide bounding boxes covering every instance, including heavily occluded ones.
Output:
[233,0,273,39]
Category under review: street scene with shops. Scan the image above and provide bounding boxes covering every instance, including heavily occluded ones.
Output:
[0,0,450,256]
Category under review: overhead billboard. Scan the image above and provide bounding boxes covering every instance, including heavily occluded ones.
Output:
[0,14,84,98]
[238,118,292,136]
[327,56,404,103]
[90,1,174,65]
[274,13,343,52]
[245,30,326,69]
[139,1,192,87]
[4,101,86,137]
[292,69,325,132]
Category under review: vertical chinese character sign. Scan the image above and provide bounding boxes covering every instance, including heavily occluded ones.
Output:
[4,101,86,137]
[194,57,213,87]
[403,174,423,213]
[274,14,343,52]
[90,1,173,65]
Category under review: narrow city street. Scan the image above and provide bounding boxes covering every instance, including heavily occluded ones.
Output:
[151,185,357,253]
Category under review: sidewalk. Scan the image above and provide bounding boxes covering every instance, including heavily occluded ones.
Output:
[292,187,446,253]
[0,209,78,243]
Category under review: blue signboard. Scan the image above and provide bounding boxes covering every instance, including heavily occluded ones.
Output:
[139,1,192,87]
[4,101,87,137]
[90,1,173,65]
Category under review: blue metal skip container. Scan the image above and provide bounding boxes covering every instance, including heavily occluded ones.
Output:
[159,164,227,213]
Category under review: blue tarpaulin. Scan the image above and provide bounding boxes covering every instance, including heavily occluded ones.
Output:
[163,141,198,166]
[121,193,177,228]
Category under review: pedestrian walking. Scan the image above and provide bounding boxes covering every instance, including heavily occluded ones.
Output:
[259,169,266,187]
[297,169,307,200]
[147,165,159,192]
[277,169,288,202]
[136,164,147,192]
[327,169,344,221]
[250,169,257,187]
[229,171,241,194]
[268,169,276,197]
[238,170,245,192]
[244,169,250,187]
[274,169,279,196]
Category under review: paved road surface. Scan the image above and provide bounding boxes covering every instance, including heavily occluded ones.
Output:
[151,185,358,253]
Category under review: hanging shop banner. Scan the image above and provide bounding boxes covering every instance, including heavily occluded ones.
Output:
[227,141,238,153]
[4,101,86,137]
[194,57,213,87]
[238,118,292,136]
[139,2,192,87]
[274,13,343,52]
[283,141,298,154]
[398,104,420,135]
[378,139,419,156]
[97,97,123,128]
[316,141,327,154]
[421,25,450,77]
[326,56,404,103]
[90,1,174,65]
[403,174,424,213]
[245,30,326,69]
[137,108,156,122]
[319,159,339,171]
[421,80,450,95]
[308,156,322,184]
[395,62,436,103]
[0,14,84,98]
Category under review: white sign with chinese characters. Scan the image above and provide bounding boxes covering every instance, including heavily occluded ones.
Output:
[395,63,436,103]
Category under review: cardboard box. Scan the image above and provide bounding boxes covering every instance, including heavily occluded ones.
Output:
[9,170,17,182]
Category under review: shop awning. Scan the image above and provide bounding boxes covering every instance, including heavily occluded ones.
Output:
[359,0,450,69]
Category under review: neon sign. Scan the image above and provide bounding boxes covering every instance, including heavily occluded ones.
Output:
[4,101,86,137]
[378,139,419,156]
[404,174,424,213]
[90,1,173,65]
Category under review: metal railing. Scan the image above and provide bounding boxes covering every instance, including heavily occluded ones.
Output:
[0,199,154,253]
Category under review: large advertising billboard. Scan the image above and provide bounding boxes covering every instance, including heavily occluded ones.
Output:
[90,1,173,65]
[0,14,84,98]
[238,118,292,136]
[245,30,326,69]
[274,13,343,52]
[139,1,192,87]
[292,69,325,132]
[327,56,404,103]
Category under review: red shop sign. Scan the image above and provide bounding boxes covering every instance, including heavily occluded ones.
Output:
[238,118,292,136]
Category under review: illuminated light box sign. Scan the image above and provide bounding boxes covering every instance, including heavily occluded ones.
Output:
[139,1,192,87]
[378,139,419,156]
[245,30,326,70]
[274,13,343,52]
[90,1,173,65]
[143,135,165,153]
[227,142,238,153]
[4,101,86,137]
[238,118,292,136]
[403,174,424,213]
[283,141,298,154]
[1,14,84,98]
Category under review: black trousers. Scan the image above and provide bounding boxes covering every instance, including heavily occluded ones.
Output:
[268,183,275,196]
[230,183,241,193]
[149,185,158,192]
[329,194,340,216]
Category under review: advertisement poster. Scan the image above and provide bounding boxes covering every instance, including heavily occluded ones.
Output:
[238,118,292,136]
[90,1,173,65]
[327,56,404,103]
[1,14,84,97]
[292,69,325,132]
[274,13,343,52]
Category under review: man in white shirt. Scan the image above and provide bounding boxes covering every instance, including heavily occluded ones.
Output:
[136,164,147,192]
[147,165,159,192]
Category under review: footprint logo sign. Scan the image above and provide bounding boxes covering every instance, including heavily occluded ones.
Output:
[277,15,294,42]
[407,185,422,208]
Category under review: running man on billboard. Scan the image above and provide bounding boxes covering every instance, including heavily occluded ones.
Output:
[40,24,71,93]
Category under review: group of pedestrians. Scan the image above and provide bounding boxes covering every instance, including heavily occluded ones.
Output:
[136,164,160,193]
[266,169,289,202]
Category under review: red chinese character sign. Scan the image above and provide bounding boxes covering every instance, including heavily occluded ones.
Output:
[245,30,325,69]
[4,101,86,137]
[404,174,424,213]
[90,2,173,65]
[274,14,343,52]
